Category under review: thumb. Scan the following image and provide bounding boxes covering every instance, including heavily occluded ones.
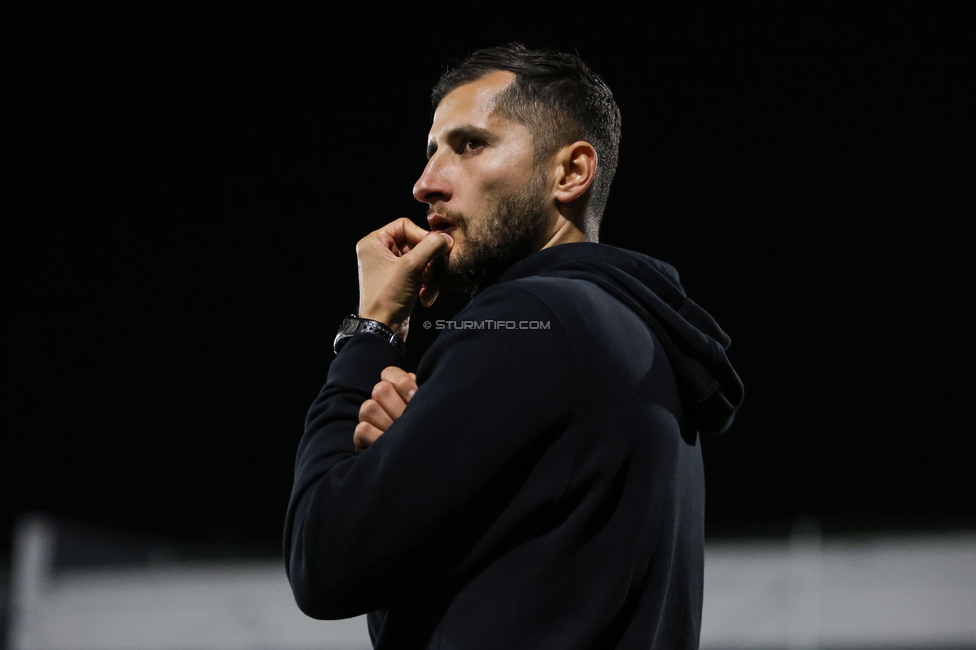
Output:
[403,231,453,270]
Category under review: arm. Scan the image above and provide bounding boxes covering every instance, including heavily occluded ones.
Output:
[283,286,576,619]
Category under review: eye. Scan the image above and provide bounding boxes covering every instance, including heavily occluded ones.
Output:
[462,138,484,153]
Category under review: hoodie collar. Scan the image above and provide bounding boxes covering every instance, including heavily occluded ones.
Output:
[472,242,681,298]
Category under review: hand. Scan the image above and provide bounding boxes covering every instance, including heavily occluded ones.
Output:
[354,366,419,451]
[356,218,453,339]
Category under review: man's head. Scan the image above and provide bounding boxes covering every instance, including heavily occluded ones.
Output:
[431,43,621,230]
[414,44,620,290]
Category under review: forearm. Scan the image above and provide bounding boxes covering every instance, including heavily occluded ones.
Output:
[284,333,403,618]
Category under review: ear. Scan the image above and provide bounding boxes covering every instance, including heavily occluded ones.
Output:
[552,141,597,206]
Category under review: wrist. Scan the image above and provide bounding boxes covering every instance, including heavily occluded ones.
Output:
[357,310,400,333]
[334,315,406,355]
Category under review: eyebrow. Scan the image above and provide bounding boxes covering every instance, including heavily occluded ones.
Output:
[426,125,494,160]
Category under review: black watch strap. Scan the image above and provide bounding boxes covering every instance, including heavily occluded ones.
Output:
[333,315,405,355]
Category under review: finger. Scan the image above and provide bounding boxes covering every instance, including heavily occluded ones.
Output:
[420,282,440,308]
[354,421,384,451]
[358,398,394,431]
[381,366,419,402]
[371,380,408,420]
[401,231,453,272]
[398,223,444,255]
[381,217,433,249]
[358,228,405,260]
[420,265,441,305]
[379,366,411,384]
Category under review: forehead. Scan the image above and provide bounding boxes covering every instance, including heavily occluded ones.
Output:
[429,70,516,135]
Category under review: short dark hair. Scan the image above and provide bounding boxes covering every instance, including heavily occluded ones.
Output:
[432,43,621,235]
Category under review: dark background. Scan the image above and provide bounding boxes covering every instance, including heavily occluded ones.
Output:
[2,3,972,562]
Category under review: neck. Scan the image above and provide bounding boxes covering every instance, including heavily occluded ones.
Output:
[541,214,593,250]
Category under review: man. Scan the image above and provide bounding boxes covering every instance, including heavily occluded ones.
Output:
[284,44,743,649]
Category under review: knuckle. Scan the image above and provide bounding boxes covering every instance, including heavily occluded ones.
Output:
[355,422,376,441]
[395,375,416,391]
[359,399,377,418]
[365,402,383,419]
[359,400,391,428]
[372,381,394,400]
[381,366,405,382]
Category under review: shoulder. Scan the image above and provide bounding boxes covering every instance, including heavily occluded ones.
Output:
[474,275,644,339]
[465,275,606,319]
[471,275,666,389]
[416,281,574,383]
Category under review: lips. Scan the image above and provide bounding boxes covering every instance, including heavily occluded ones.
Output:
[427,214,456,233]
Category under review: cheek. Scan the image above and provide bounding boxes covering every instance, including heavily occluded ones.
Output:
[478,146,537,189]
[470,170,527,201]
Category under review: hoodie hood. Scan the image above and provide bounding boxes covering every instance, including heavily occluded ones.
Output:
[476,242,744,436]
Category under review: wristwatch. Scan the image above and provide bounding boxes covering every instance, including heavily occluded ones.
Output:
[333,314,405,355]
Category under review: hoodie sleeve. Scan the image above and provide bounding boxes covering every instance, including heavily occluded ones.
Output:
[284,285,575,619]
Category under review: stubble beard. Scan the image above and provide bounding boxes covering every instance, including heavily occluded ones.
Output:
[431,174,551,291]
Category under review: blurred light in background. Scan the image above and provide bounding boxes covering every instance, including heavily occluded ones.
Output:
[5,514,976,649]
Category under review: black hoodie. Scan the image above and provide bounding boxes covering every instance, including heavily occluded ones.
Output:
[285,242,743,649]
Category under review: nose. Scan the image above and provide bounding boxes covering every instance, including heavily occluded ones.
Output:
[412,156,451,205]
